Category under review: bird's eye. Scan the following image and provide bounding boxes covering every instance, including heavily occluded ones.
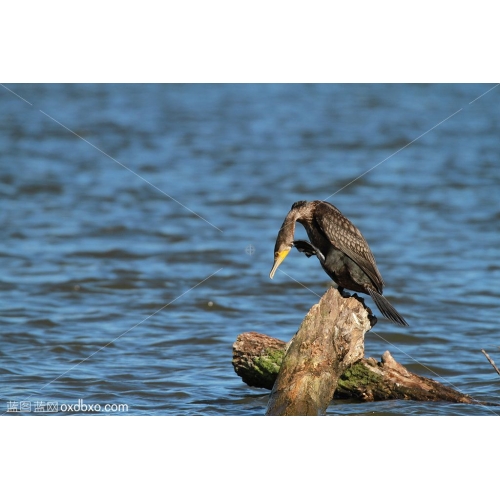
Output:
[274,251,279,257]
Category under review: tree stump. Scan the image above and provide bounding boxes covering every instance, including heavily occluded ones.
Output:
[264,287,375,416]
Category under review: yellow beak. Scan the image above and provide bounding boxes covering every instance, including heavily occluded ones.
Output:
[269,249,290,279]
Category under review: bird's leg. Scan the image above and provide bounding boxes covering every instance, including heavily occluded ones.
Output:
[335,285,351,298]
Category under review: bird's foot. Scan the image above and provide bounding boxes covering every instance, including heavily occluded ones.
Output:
[336,286,351,298]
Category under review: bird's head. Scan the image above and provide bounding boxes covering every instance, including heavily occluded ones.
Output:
[270,201,312,279]
[269,239,293,279]
[269,209,299,279]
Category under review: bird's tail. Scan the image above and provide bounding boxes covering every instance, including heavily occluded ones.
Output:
[368,288,409,327]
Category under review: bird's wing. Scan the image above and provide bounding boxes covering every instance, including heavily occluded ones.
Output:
[314,202,385,290]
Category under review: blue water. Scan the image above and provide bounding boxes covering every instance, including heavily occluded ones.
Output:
[1,83,499,415]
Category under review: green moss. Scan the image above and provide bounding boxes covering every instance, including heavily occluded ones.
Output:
[337,362,382,392]
[253,347,285,377]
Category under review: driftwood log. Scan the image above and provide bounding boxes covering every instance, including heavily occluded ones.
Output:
[232,287,481,415]
[233,332,477,404]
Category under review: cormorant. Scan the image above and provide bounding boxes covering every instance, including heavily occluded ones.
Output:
[269,200,408,326]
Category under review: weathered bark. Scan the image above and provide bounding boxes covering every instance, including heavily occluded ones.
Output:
[264,287,375,416]
[233,331,479,405]
[232,332,286,390]
[337,351,476,403]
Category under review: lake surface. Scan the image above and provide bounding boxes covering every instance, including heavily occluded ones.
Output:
[1,83,499,416]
